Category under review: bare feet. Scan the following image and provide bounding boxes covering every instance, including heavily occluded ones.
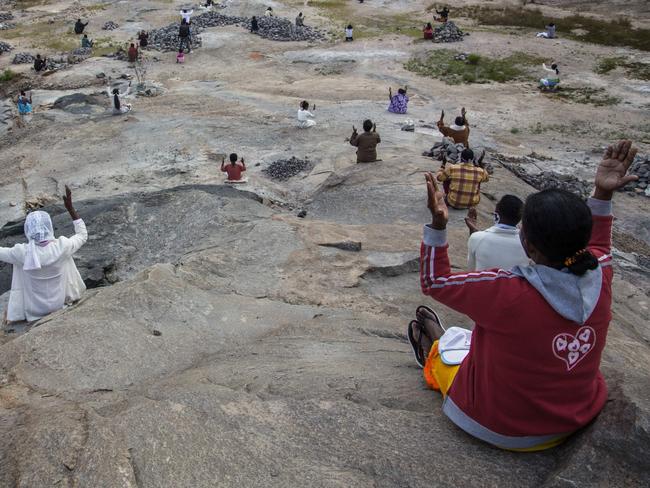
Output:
[416,307,445,344]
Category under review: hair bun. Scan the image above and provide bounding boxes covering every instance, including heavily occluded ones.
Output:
[565,249,598,276]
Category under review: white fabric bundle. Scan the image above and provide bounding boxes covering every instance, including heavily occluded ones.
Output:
[23,211,54,271]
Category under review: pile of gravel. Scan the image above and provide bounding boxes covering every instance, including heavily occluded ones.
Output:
[191,11,246,29]
[503,164,592,199]
[0,22,15,30]
[248,16,324,42]
[12,52,34,64]
[263,157,313,181]
[102,21,119,30]
[147,22,202,52]
[69,47,93,63]
[0,12,13,22]
[0,41,12,53]
[433,21,465,43]
[620,156,650,197]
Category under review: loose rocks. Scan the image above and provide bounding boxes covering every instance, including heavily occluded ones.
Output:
[148,22,202,52]
[620,156,649,197]
[12,52,34,64]
[0,41,12,53]
[249,16,324,42]
[0,22,15,30]
[504,164,592,199]
[0,12,13,21]
[433,21,465,43]
[263,157,314,181]
[102,21,119,31]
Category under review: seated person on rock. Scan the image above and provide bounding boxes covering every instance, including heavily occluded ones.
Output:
[200,0,214,10]
[297,100,316,128]
[296,12,304,27]
[81,34,93,48]
[423,23,434,40]
[436,148,488,209]
[537,22,556,39]
[408,140,637,451]
[350,119,381,163]
[345,24,353,41]
[108,82,132,115]
[221,153,247,182]
[540,63,560,91]
[0,187,87,324]
[33,54,46,72]
[464,195,529,271]
[17,91,32,115]
[180,8,193,23]
[387,86,409,114]
[128,43,138,63]
[437,108,470,147]
[265,7,274,17]
[74,18,88,35]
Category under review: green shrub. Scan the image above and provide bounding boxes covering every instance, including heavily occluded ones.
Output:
[0,69,16,82]
[467,53,481,65]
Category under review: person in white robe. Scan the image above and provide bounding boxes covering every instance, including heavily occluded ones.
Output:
[0,186,87,323]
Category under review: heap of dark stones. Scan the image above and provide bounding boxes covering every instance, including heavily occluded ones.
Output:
[0,12,12,21]
[147,22,202,52]
[503,164,592,199]
[433,21,466,43]
[248,15,324,42]
[620,156,649,197]
[0,41,12,53]
[12,52,34,64]
[191,11,246,29]
[263,157,314,181]
[0,21,14,30]
[102,21,119,30]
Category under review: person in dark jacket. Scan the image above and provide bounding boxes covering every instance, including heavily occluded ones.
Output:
[350,119,381,163]
[251,16,259,32]
[74,19,88,34]
[179,19,191,52]
[138,31,149,48]
[33,54,46,72]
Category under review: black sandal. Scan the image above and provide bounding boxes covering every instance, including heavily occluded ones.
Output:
[407,320,431,368]
[415,305,446,333]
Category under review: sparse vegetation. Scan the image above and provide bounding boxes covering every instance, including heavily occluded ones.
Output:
[595,57,650,80]
[552,87,620,106]
[405,50,544,84]
[0,69,16,82]
[459,7,650,51]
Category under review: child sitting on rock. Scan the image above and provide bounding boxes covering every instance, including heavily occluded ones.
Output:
[221,153,247,182]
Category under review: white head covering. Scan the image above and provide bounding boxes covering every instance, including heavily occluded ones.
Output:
[23,211,55,271]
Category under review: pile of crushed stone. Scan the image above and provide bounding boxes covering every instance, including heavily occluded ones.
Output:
[12,52,34,64]
[263,157,314,181]
[620,156,650,197]
[0,12,13,21]
[147,22,202,52]
[0,41,12,53]
[433,21,466,43]
[102,21,119,30]
[503,164,592,199]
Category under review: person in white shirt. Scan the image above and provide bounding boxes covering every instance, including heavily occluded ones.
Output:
[108,82,131,115]
[297,100,316,128]
[464,194,530,271]
[0,186,88,323]
[180,9,193,23]
[265,7,274,17]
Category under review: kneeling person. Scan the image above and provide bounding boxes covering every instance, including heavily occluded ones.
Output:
[350,119,381,163]
[221,153,247,182]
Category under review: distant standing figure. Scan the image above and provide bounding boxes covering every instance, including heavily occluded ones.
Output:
[539,63,560,90]
[177,49,185,63]
[127,43,138,63]
[180,8,194,23]
[423,22,434,40]
[74,18,88,34]
[345,24,353,41]
[179,19,192,53]
[537,23,556,39]
[437,108,470,147]
[81,34,93,48]
[221,153,247,182]
[33,54,46,72]
[388,86,409,114]
[138,31,149,48]
[251,16,259,32]
[265,7,274,17]
[464,195,530,271]
[350,120,381,163]
[296,12,304,27]
[434,6,449,22]
[0,187,87,323]
[297,100,316,128]
[108,83,132,115]
[17,91,32,115]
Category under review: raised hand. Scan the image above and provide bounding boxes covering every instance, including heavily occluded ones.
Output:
[63,185,80,220]
[439,109,445,121]
[594,139,638,200]
[426,172,448,230]
[352,125,357,133]
[461,107,466,117]
[465,207,479,233]
[372,123,377,132]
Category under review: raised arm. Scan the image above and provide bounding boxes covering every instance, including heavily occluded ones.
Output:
[220,158,227,172]
[240,158,246,171]
[61,186,87,255]
[349,127,359,147]
[588,140,638,258]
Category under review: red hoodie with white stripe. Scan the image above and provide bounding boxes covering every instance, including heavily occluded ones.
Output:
[420,198,613,449]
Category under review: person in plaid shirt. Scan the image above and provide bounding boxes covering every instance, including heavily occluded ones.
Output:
[436,148,489,209]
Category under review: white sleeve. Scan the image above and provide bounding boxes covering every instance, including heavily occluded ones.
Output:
[0,245,20,265]
[63,219,88,257]
[466,233,480,271]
